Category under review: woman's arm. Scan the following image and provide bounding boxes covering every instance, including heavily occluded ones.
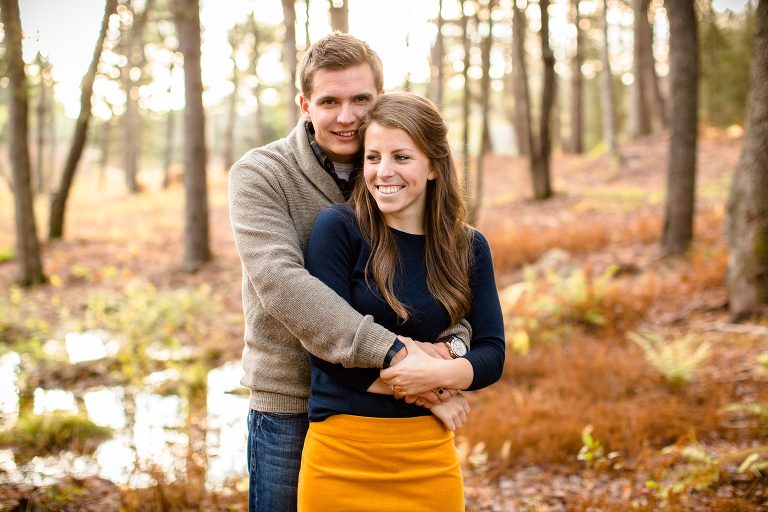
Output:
[380,231,505,394]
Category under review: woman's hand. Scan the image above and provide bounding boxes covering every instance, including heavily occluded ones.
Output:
[430,393,470,431]
[380,337,452,394]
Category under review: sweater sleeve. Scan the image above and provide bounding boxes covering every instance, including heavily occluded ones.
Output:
[228,156,395,369]
[462,230,506,391]
[303,206,381,392]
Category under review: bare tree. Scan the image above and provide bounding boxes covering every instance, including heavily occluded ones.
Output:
[428,0,446,109]
[531,0,555,200]
[2,0,46,286]
[282,0,299,126]
[162,53,177,189]
[569,0,584,154]
[461,3,472,205]
[511,0,533,157]
[175,0,211,270]
[249,13,267,147]
[630,0,652,137]
[49,0,117,239]
[600,0,619,162]
[727,0,768,320]
[328,0,349,33]
[224,26,243,171]
[34,51,51,194]
[470,0,496,224]
[645,4,668,129]
[121,0,154,193]
[661,0,698,255]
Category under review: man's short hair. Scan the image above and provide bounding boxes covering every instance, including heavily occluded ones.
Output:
[299,33,384,99]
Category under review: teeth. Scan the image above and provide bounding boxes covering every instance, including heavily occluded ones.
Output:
[335,131,356,137]
[378,186,403,194]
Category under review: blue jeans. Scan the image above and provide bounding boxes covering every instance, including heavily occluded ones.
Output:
[247,409,309,512]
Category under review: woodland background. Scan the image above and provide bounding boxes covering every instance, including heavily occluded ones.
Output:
[1,0,767,510]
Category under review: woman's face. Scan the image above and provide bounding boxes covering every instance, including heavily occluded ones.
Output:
[363,123,436,234]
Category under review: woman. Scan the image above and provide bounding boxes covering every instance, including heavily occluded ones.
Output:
[298,92,505,511]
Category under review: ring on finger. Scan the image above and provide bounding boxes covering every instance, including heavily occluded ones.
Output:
[435,387,445,395]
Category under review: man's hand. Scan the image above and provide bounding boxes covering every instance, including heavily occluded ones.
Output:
[381,337,453,395]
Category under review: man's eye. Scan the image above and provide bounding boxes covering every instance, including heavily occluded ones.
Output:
[355,97,370,103]
[322,99,335,105]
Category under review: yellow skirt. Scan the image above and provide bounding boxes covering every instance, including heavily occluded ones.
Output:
[297,414,464,512]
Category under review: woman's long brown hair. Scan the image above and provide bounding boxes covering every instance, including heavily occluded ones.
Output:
[351,92,472,325]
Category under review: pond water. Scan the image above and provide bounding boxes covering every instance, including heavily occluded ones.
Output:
[0,331,249,489]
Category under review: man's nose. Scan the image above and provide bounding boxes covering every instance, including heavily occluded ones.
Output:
[337,102,356,125]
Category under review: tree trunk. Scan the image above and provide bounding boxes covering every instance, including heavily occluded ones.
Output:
[34,52,48,195]
[162,56,177,189]
[661,0,698,256]
[428,0,445,109]
[461,7,472,206]
[727,0,768,320]
[121,0,154,194]
[49,0,116,239]
[470,0,496,225]
[569,0,584,154]
[251,15,266,146]
[600,0,619,162]
[2,0,47,286]
[512,1,533,158]
[630,0,652,138]
[645,5,668,129]
[532,0,554,200]
[175,0,211,270]
[304,0,311,49]
[282,0,299,127]
[98,112,112,192]
[224,29,240,172]
[328,0,349,33]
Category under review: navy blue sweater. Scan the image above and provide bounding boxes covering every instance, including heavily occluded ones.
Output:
[304,204,505,421]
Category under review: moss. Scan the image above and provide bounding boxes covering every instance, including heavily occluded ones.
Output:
[0,412,113,465]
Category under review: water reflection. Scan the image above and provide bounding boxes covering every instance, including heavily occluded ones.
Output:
[0,335,249,490]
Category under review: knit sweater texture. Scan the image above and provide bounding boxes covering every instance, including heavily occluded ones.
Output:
[228,119,469,413]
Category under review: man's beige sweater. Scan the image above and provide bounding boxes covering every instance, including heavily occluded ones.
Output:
[228,120,396,413]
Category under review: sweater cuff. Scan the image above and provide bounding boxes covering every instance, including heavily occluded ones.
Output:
[353,315,398,369]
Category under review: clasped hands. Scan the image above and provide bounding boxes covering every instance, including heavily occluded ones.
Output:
[379,336,455,407]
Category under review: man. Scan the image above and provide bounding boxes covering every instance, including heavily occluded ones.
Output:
[229,34,469,512]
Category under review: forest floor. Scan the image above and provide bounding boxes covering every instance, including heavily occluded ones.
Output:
[1,128,768,511]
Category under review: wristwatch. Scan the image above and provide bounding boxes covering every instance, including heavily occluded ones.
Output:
[443,335,468,358]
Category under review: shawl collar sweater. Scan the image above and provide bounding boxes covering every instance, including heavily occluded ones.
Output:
[228,119,396,413]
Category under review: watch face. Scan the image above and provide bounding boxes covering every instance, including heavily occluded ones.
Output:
[450,338,468,356]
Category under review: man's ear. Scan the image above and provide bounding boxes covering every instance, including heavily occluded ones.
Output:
[299,95,311,120]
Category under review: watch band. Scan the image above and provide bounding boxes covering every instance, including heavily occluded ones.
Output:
[382,338,405,368]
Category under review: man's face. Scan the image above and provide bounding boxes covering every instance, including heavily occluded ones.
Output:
[299,63,379,164]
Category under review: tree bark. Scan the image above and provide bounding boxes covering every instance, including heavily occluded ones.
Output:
[661,0,698,256]
[328,0,349,33]
[49,0,116,239]
[470,0,496,225]
[461,7,472,206]
[162,55,177,189]
[532,0,554,200]
[600,0,619,161]
[250,14,266,147]
[121,0,154,194]
[2,0,47,286]
[569,0,584,154]
[511,1,533,158]
[282,0,299,126]
[304,0,311,49]
[727,0,768,320]
[630,0,652,137]
[428,0,446,109]
[175,0,211,270]
[34,52,49,194]
[224,28,241,172]
[644,5,668,129]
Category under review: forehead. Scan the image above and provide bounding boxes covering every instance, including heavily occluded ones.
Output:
[364,123,419,150]
[308,63,377,99]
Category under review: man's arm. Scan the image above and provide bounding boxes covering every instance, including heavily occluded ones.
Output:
[229,157,394,368]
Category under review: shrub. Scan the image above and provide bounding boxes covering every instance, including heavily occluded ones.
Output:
[628,331,711,386]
